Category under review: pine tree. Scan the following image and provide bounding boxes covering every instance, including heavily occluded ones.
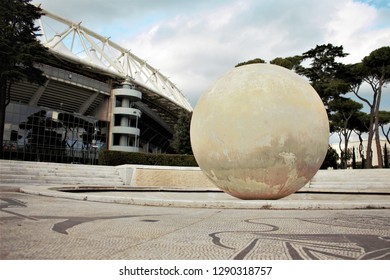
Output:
[0,0,50,156]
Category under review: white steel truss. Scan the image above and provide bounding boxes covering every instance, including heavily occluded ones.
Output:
[35,8,193,112]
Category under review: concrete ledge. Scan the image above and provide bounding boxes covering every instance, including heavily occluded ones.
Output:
[19,184,390,210]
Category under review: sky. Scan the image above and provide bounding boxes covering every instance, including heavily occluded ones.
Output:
[32,0,390,115]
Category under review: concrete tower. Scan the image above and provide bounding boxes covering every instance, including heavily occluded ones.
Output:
[109,78,142,152]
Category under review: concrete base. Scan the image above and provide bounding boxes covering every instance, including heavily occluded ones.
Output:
[1,160,390,209]
[115,165,390,194]
[115,164,217,190]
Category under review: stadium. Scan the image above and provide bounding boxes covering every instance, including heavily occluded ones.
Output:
[2,8,193,164]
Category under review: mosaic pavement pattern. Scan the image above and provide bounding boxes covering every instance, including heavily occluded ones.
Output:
[1,192,389,260]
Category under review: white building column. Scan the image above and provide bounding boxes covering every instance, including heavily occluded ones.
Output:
[109,78,142,152]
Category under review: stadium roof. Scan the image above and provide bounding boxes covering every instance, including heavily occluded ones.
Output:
[31,7,192,129]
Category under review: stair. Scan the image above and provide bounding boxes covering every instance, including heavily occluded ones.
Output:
[0,160,124,189]
[1,159,389,194]
[307,169,390,193]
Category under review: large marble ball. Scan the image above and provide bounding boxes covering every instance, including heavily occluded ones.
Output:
[190,64,329,200]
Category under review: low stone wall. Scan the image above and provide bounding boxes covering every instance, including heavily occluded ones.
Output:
[115,165,218,190]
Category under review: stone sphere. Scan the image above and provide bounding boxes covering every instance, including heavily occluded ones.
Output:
[190,64,329,200]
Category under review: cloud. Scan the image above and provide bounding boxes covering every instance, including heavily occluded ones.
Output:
[33,0,390,108]
[325,0,390,63]
[121,1,326,104]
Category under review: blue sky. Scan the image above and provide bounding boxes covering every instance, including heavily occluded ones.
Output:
[360,0,390,8]
[33,0,389,119]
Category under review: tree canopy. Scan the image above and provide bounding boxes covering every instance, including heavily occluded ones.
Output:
[295,44,351,107]
[328,97,363,168]
[0,0,48,86]
[235,58,265,68]
[356,46,390,167]
[379,110,390,144]
[269,56,302,70]
[234,43,390,168]
[170,112,193,154]
[0,0,50,153]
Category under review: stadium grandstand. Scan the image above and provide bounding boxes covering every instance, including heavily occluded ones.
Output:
[2,7,193,164]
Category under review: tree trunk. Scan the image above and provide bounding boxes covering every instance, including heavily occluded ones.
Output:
[0,103,5,158]
[356,132,365,168]
[0,80,7,158]
[337,132,343,168]
[374,76,384,168]
[365,93,377,169]
[0,79,12,158]
[342,127,353,169]
[343,133,349,169]
[374,122,383,168]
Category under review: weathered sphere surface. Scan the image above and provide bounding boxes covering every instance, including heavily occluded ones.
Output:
[190,64,329,200]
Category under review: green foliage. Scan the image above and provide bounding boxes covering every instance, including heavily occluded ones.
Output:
[379,110,390,144]
[99,150,198,166]
[296,44,350,106]
[359,47,390,168]
[235,58,265,67]
[170,111,193,154]
[1,0,50,152]
[350,111,370,133]
[362,46,390,79]
[339,63,364,92]
[379,111,390,125]
[238,43,390,169]
[269,56,302,70]
[320,145,339,169]
[328,97,363,127]
[328,97,363,168]
[0,0,49,86]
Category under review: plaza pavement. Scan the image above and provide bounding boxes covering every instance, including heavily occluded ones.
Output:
[1,186,390,259]
[1,159,389,260]
[15,183,390,210]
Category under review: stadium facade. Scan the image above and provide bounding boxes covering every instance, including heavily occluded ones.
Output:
[2,8,193,164]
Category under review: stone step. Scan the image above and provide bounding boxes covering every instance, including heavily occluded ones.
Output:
[0,159,123,187]
[310,180,390,185]
[0,160,118,175]
[311,178,390,182]
[311,179,390,183]
[311,171,390,182]
[0,174,122,181]
[309,185,390,190]
[312,175,390,179]
[0,170,117,178]
[314,170,389,176]
[1,178,124,186]
[0,162,114,171]
[0,168,118,177]
[308,170,390,191]
[0,170,119,179]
